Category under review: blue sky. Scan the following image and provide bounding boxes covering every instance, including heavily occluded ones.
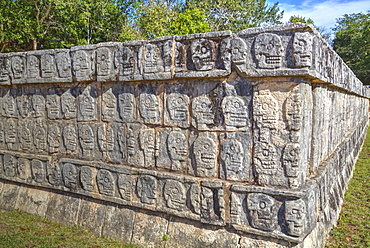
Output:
[267,0,370,29]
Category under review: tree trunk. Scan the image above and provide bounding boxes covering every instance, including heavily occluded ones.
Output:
[32,39,38,50]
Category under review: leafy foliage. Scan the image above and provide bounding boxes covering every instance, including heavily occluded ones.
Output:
[333,11,370,84]
[1,0,284,52]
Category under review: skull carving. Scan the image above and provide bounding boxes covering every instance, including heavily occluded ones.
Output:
[118,174,132,201]
[221,137,244,179]
[254,141,278,175]
[27,55,39,78]
[11,56,24,79]
[80,166,93,191]
[73,50,89,78]
[231,38,247,65]
[79,87,96,120]
[192,95,215,128]
[119,92,136,122]
[144,43,163,73]
[4,154,16,177]
[194,135,217,177]
[31,159,45,183]
[121,47,135,76]
[97,169,114,196]
[139,93,160,124]
[61,89,77,119]
[247,193,278,231]
[167,130,187,170]
[63,163,77,189]
[167,93,189,123]
[254,33,284,69]
[221,96,248,128]
[79,124,94,155]
[96,47,111,76]
[137,175,157,204]
[191,39,216,71]
[63,125,77,154]
[285,199,306,237]
[293,32,313,68]
[163,180,186,211]
[139,129,155,168]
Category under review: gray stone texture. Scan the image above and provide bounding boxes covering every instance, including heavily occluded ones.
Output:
[0,23,369,247]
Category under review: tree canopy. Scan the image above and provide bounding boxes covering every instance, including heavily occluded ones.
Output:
[333,11,370,84]
[1,0,284,52]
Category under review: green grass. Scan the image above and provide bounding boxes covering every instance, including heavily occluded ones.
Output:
[0,209,138,248]
[325,127,370,247]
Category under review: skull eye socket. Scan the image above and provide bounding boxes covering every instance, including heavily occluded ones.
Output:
[204,144,209,149]
[267,43,274,50]
[262,149,269,156]
[299,40,305,46]
[176,138,181,143]
[234,101,240,108]
[147,135,154,142]
[259,201,266,209]
[201,46,208,54]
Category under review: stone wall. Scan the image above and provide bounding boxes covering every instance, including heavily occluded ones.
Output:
[0,23,368,247]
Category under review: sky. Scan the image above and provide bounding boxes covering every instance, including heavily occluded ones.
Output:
[267,0,370,30]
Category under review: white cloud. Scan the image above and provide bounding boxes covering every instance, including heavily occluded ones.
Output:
[275,0,370,29]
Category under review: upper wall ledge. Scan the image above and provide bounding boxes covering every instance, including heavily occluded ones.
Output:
[0,23,369,98]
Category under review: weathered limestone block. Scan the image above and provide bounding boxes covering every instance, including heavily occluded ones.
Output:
[0,23,369,248]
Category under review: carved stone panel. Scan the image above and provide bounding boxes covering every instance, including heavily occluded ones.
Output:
[230,192,243,225]
[5,118,17,150]
[139,92,161,125]
[283,143,301,188]
[78,123,95,158]
[61,89,77,119]
[98,123,123,163]
[2,89,18,117]
[47,162,61,186]
[18,158,31,181]
[17,92,32,118]
[254,141,278,176]
[167,129,188,171]
[71,49,94,81]
[31,159,45,183]
[0,121,4,148]
[77,86,97,121]
[96,47,114,80]
[62,124,78,155]
[26,54,40,80]
[200,182,225,225]
[293,32,313,68]
[97,169,115,196]
[189,183,201,215]
[253,33,283,69]
[118,44,142,81]
[48,124,61,154]
[80,166,93,192]
[55,51,72,78]
[191,39,216,71]
[220,133,250,181]
[102,87,118,122]
[33,118,47,152]
[4,154,17,177]
[192,132,217,178]
[11,55,26,82]
[192,95,215,130]
[247,193,278,231]
[46,89,62,119]
[163,179,186,211]
[136,175,157,204]
[118,91,136,122]
[139,128,156,168]
[221,95,248,130]
[19,119,33,151]
[126,123,143,167]
[285,88,302,131]
[118,173,132,202]
[253,89,278,129]
[144,43,164,74]
[0,55,11,83]
[165,93,190,128]
[62,162,77,189]
[31,92,45,117]
[40,53,56,78]
[284,199,306,237]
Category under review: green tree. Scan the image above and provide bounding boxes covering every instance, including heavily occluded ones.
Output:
[333,11,370,84]
[187,0,284,32]
[288,15,332,42]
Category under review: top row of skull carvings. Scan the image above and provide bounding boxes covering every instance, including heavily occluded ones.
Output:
[0,29,319,85]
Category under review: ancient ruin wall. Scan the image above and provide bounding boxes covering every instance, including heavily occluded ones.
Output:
[0,23,368,247]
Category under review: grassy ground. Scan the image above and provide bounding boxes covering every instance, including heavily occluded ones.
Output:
[0,209,138,248]
[0,130,369,248]
[325,127,370,247]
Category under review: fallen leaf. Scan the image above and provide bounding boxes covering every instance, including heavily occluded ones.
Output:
[346,237,351,241]
[25,245,35,247]
[20,227,26,231]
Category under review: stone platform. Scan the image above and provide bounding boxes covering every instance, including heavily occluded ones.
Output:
[0,23,368,247]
